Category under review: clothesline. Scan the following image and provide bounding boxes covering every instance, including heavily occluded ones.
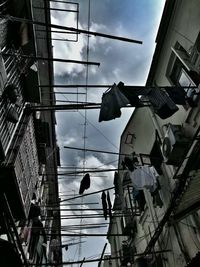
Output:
[59,186,115,202]
[63,145,130,156]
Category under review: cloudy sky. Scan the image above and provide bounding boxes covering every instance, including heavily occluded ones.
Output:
[50,0,165,265]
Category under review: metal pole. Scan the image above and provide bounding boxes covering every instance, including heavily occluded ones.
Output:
[2,15,143,44]
[3,52,100,66]
[38,84,198,89]
[80,257,85,267]
[98,243,107,267]
[57,168,121,176]
[33,6,78,13]
[39,84,111,88]
[28,103,101,111]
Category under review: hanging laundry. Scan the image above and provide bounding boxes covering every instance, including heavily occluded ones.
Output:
[118,81,150,106]
[99,82,179,121]
[98,83,130,122]
[113,172,120,195]
[28,218,46,259]
[147,87,179,119]
[101,191,108,220]
[164,86,186,105]
[130,165,163,208]
[107,191,112,219]
[129,165,158,191]
[150,179,163,208]
[79,173,90,194]
[120,82,179,118]
[28,203,41,220]
[132,188,146,212]
[124,157,135,172]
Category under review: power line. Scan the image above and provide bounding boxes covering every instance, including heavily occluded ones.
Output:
[64,146,129,156]
[29,250,171,266]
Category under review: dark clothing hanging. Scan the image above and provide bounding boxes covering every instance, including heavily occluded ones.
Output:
[118,81,150,107]
[28,218,46,260]
[124,157,135,172]
[79,173,91,194]
[0,238,23,267]
[113,172,120,195]
[101,191,108,220]
[147,87,179,119]
[98,83,130,122]
[132,189,146,212]
[28,203,41,220]
[107,191,112,219]
[164,86,186,105]
[99,82,179,122]
[150,179,163,208]
[118,87,144,107]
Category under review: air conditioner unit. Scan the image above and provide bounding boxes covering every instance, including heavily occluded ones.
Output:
[162,124,190,166]
[0,52,7,97]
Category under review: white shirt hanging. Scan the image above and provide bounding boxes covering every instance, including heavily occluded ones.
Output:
[129,165,159,191]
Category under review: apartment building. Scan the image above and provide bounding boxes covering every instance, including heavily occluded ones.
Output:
[106,1,200,266]
[0,0,62,266]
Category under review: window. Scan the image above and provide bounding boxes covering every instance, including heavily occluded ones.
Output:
[168,43,199,85]
[167,41,200,106]
[125,133,136,144]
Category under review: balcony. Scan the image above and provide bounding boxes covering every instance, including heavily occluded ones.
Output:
[1,113,39,219]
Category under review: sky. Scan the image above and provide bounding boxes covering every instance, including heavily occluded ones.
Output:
[50,0,165,266]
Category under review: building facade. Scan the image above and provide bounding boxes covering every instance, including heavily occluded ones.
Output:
[106,0,200,266]
[0,0,62,266]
